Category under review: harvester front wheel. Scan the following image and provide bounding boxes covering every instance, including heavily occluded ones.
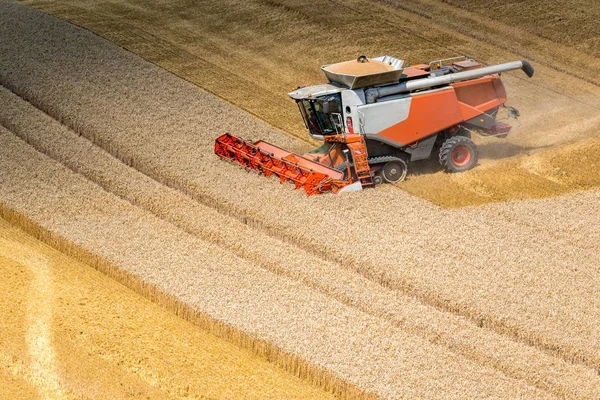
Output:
[439,136,478,173]
[381,160,407,183]
[372,172,384,186]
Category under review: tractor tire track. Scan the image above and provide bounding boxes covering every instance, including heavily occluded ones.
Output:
[439,0,600,60]
[24,256,66,400]
[373,0,600,87]
[345,0,600,111]
[20,1,316,148]
[2,85,599,398]
[0,243,67,400]
[0,215,338,400]
[3,38,600,380]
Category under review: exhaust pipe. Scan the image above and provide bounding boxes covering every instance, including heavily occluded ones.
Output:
[366,60,534,103]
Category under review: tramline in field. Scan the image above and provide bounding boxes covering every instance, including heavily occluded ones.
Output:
[215,55,534,195]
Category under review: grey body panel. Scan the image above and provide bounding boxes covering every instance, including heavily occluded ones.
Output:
[341,88,366,106]
[357,96,412,139]
[341,89,365,134]
[371,55,404,69]
[409,134,438,161]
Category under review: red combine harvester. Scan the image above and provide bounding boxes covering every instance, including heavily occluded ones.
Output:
[215,55,534,195]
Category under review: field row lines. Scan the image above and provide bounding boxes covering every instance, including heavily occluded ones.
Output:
[371,0,600,88]
[345,0,600,111]
[22,1,318,147]
[1,84,598,398]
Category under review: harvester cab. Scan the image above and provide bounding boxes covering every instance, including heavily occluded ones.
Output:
[215,55,534,195]
[295,91,345,139]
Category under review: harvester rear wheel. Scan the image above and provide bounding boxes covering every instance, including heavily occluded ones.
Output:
[439,136,478,173]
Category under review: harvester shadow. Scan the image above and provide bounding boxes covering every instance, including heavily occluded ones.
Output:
[405,142,552,178]
[476,142,551,160]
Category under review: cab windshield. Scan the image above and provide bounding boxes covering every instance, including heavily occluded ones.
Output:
[298,94,342,136]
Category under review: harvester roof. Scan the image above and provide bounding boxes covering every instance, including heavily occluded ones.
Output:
[288,83,344,100]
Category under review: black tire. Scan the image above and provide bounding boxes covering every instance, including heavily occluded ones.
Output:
[372,172,384,186]
[381,160,407,183]
[334,161,350,180]
[337,156,408,184]
[439,135,478,173]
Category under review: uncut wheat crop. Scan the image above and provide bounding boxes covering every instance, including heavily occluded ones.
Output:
[1,3,600,399]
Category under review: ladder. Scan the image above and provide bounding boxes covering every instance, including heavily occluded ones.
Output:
[326,134,374,188]
[346,140,374,187]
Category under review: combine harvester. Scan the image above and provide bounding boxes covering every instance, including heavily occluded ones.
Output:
[215,55,534,194]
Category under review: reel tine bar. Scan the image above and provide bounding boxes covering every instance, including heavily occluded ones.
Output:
[215,133,337,195]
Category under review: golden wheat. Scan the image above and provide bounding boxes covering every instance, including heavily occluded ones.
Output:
[4,4,596,377]
[1,3,600,399]
[0,218,336,399]
[3,85,600,398]
[20,0,600,207]
[0,126,560,398]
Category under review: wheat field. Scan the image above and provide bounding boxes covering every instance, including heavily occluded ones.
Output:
[2,81,600,398]
[0,217,337,400]
[1,1,600,399]
[20,0,600,206]
[0,123,558,399]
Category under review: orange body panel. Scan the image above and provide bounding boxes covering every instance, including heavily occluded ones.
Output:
[253,141,344,179]
[378,89,464,145]
[452,60,481,72]
[304,134,368,170]
[402,67,431,79]
[451,75,507,120]
[374,76,508,146]
[303,146,345,168]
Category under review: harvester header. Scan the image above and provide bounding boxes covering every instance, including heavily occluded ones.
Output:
[215,55,534,195]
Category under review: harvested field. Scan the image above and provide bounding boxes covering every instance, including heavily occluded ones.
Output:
[20,0,600,206]
[0,218,335,400]
[403,134,600,207]
[1,2,600,399]
[439,0,600,57]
